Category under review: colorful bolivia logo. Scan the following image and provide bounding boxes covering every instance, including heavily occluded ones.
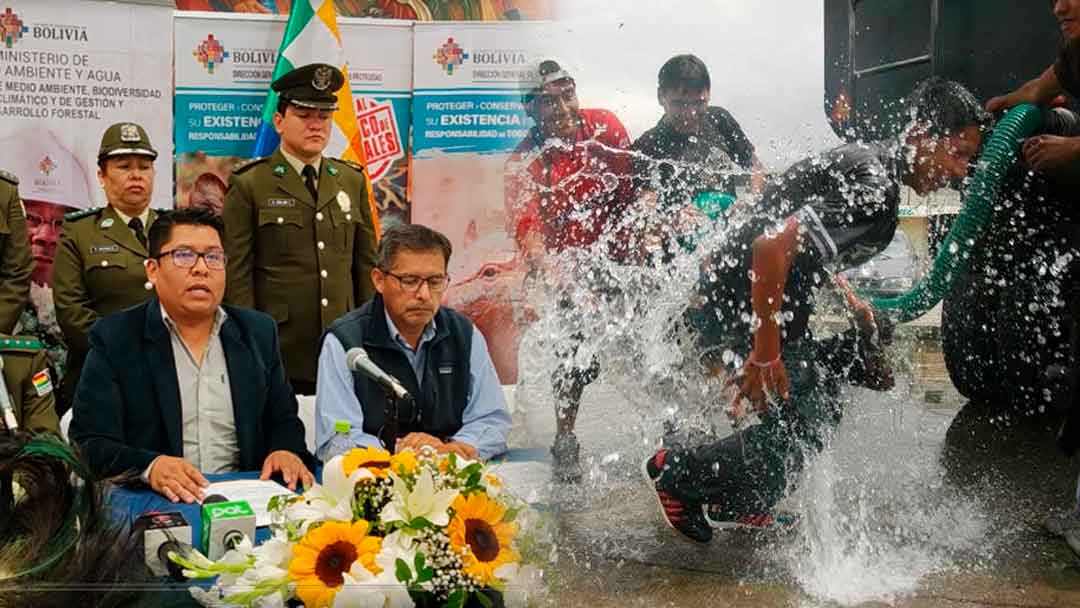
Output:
[433,37,468,76]
[38,155,56,176]
[0,8,28,48]
[194,34,229,74]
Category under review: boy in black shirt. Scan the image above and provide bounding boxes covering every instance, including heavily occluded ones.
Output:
[643,78,989,544]
[632,55,765,256]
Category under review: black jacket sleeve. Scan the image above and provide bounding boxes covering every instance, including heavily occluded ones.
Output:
[68,325,159,478]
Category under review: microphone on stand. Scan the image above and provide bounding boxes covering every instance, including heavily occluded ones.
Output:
[137,511,193,579]
[201,494,256,560]
[345,348,411,400]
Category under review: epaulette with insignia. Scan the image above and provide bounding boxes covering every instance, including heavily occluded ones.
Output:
[330,158,366,174]
[0,335,42,353]
[64,207,103,222]
[233,156,268,175]
[0,169,18,186]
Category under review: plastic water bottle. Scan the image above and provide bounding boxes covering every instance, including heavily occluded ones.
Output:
[322,420,355,462]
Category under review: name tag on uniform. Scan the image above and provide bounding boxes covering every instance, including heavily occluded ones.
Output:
[266,198,295,208]
[438,366,453,375]
[91,244,120,254]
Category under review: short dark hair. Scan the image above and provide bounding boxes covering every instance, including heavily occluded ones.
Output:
[148,207,225,258]
[658,54,711,93]
[276,97,290,116]
[907,77,992,136]
[377,224,453,270]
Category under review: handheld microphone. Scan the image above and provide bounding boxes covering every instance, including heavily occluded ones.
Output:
[0,358,17,431]
[345,347,410,400]
[201,495,256,560]
[136,511,192,578]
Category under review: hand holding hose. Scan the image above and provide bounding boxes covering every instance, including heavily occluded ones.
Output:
[1022,134,1080,172]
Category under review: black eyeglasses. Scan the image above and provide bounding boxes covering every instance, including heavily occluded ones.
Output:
[155,247,227,270]
[26,212,63,231]
[383,270,450,293]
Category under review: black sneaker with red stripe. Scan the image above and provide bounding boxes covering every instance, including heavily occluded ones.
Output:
[642,449,713,544]
[704,506,800,533]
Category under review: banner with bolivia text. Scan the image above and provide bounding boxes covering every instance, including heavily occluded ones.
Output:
[411,22,560,384]
[0,0,173,211]
[174,12,412,224]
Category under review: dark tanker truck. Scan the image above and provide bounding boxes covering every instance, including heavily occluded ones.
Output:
[824,0,1080,416]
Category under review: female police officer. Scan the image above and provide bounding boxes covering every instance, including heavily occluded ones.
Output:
[52,123,161,413]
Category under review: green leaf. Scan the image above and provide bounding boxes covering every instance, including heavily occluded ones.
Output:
[409,516,433,529]
[503,506,521,523]
[267,495,282,511]
[446,588,467,608]
[475,590,494,608]
[395,558,412,583]
[466,471,482,488]
[414,552,425,573]
[447,452,458,470]
[416,567,434,584]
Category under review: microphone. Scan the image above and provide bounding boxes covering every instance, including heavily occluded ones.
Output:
[0,358,18,431]
[136,511,193,578]
[201,494,256,560]
[345,347,410,400]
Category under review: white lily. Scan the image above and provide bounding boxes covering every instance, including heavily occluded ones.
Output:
[380,468,459,528]
[252,534,292,571]
[331,557,414,608]
[285,456,372,529]
[251,594,287,608]
[374,530,420,575]
[495,563,547,608]
[215,536,256,587]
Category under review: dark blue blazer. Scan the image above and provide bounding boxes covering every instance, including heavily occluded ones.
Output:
[69,297,314,478]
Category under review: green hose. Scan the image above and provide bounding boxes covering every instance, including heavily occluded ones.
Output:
[870,104,1043,323]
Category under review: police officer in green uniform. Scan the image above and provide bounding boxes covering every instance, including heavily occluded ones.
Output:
[224,63,378,395]
[0,334,59,433]
[52,123,161,413]
[0,170,33,334]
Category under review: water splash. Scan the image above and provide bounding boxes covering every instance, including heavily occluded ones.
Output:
[790,391,988,605]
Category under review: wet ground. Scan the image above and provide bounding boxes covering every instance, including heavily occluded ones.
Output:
[504,318,1080,607]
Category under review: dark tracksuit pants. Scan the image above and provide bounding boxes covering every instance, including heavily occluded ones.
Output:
[659,339,844,518]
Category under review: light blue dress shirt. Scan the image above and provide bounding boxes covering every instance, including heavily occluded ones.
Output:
[315,309,512,461]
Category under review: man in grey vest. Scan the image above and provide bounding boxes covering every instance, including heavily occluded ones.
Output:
[314,224,511,461]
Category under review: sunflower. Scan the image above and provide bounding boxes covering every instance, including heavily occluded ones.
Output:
[289,520,383,608]
[446,493,519,586]
[342,446,419,479]
[389,450,418,476]
[341,446,392,478]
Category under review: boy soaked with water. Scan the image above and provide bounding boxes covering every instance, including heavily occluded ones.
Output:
[643,78,989,543]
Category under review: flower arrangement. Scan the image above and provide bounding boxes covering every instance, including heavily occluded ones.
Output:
[173,446,549,608]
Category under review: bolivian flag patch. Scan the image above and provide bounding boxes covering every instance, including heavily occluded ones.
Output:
[31,370,52,396]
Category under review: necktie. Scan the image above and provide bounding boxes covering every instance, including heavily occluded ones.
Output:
[302,164,318,202]
[128,217,147,248]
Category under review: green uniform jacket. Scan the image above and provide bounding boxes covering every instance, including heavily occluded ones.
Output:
[0,335,59,433]
[223,149,378,385]
[52,205,159,406]
[0,172,33,334]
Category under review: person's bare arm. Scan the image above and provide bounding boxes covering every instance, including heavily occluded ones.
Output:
[726,217,799,419]
[987,65,1063,113]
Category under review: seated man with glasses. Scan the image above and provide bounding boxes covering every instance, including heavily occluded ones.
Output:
[69,207,315,503]
[314,224,511,462]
